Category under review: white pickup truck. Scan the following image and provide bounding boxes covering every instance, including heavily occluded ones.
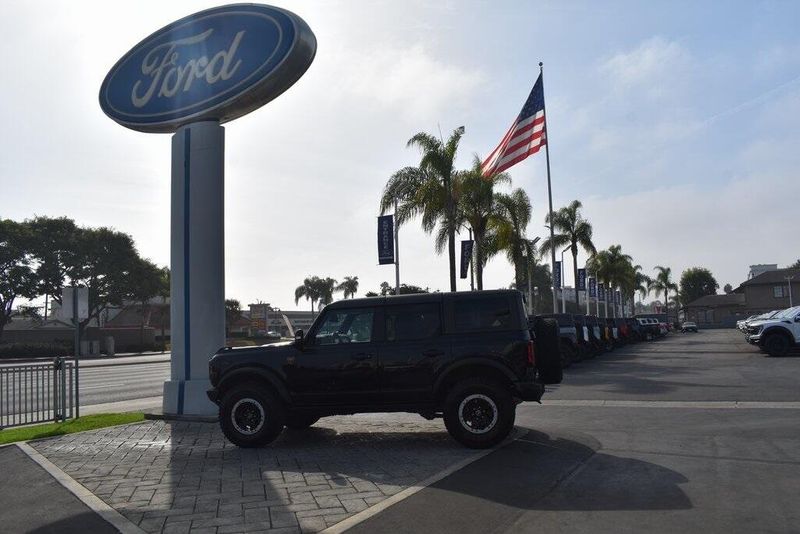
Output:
[746,306,800,357]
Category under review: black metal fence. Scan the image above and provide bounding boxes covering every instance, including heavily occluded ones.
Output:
[0,358,75,429]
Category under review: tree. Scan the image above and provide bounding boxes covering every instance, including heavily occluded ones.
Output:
[405,126,466,292]
[679,267,719,306]
[587,245,632,317]
[649,266,678,322]
[453,156,511,290]
[295,277,321,316]
[128,257,166,352]
[336,276,359,299]
[315,277,338,309]
[225,299,243,337]
[26,216,79,317]
[724,283,733,294]
[0,219,38,340]
[541,200,597,307]
[488,188,533,291]
[788,259,800,269]
[379,281,429,295]
[65,227,139,337]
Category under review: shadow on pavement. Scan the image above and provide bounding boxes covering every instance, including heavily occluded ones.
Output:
[347,427,692,534]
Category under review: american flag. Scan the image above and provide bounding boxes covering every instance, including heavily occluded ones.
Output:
[481,74,546,177]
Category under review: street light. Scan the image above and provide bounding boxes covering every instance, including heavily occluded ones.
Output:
[524,237,541,316]
[787,276,795,307]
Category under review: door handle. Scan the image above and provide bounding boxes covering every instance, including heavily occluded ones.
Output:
[351,353,373,361]
[422,349,444,358]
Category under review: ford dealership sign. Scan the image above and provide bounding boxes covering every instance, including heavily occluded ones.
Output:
[99,4,316,133]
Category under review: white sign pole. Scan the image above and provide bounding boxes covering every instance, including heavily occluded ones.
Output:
[162,121,225,416]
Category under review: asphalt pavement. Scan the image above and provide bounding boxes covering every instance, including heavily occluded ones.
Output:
[0,444,117,534]
[350,329,800,534]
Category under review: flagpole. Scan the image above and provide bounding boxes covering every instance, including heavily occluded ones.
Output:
[540,62,558,313]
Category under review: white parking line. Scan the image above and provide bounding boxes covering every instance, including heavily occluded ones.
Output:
[542,400,800,409]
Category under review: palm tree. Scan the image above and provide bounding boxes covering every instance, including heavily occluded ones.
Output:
[453,156,511,290]
[295,276,321,316]
[487,188,533,291]
[315,277,338,309]
[649,265,678,323]
[540,200,597,308]
[336,276,359,299]
[588,245,632,317]
[630,264,652,315]
[405,126,466,292]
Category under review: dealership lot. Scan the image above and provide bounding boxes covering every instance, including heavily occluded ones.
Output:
[15,330,800,533]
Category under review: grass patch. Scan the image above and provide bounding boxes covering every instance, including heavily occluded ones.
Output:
[0,412,145,445]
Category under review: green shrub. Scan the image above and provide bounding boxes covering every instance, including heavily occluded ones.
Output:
[0,342,72,359]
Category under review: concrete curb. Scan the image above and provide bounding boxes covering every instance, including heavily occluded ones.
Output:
[16,442,147,534]
[319,426,526,534]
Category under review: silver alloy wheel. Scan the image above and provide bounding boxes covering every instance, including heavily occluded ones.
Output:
[458,393,498,435]
[231,398,265,435]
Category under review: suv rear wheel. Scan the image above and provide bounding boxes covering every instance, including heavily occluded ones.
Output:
[220,383,285,447]
[443,377,515,449]
[763,333,791,357]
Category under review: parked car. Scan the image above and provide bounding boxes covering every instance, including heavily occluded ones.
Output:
[586,315,610,352]
[636,317,661,341]
[538,313,580,367]
[572,314,596,358]
[625,317,643,342]
[681,322,699,333]
[208,290,559,449]
[745,306,800,357]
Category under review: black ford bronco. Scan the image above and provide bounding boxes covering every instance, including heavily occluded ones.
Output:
[207,290,559,449]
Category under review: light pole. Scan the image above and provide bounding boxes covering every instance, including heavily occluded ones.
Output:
[560,246,570,313]
[525,237,541,316]
[787,276,795,307]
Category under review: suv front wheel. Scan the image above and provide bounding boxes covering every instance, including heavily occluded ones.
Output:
[443,378,515,449]
[220,383,285,447]
[763,333,791,357]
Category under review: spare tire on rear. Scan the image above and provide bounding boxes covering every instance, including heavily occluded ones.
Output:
[533,317,562,384]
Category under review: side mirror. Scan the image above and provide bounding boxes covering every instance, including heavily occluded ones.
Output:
[294,329,304,346]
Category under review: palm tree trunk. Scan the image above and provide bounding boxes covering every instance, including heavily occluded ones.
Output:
[448,229,456,292]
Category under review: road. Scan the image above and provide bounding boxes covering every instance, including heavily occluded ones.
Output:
[351,329,800,534]
[1,355,169,418]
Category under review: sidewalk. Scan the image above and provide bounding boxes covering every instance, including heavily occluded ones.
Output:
[24,414,496,533]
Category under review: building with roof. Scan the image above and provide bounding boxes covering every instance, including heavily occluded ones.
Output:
[734,268,799,313]
[684,293,747,328]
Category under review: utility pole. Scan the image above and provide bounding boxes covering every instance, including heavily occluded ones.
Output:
[787,275,795,307]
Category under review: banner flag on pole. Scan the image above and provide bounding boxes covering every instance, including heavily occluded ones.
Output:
[577,268,586,291]
[377,215,395,265]
[553,261,561,289]
[598,282,605,301]
[615,290,621,304]
[588,277,597,298]
[460,240,474,279]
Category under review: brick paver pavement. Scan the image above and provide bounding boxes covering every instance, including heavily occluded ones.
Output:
[32,414,479,533]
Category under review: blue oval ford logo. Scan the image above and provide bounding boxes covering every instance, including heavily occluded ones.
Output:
[100,4,316,133]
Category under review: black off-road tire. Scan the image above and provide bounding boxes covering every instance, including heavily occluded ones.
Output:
[763,333,791,357]
[219,383,285,447]
[533,317,563,384]
[443,377,515,449]
[285,415,320,430]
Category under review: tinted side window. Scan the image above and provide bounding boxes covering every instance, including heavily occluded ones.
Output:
[453,296,513,333]
[315,308,374,345]
[385,303,440,342]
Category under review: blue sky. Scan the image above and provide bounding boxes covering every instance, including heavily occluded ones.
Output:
[2,1,799,309]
